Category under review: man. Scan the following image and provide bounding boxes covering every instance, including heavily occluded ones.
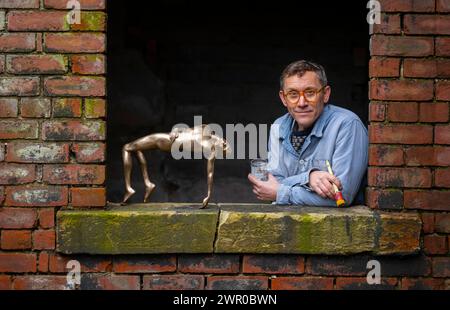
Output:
[248,60,368,206]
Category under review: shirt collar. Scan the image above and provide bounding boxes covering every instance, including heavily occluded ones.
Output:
[279,104,332,140]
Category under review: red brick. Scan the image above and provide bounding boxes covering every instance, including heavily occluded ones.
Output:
[419,103,449,122]
[39,208,55,229]
[435,168,450,188]
[368,167,431,188]
[436,80,450,100]
[43,164,105,184]
[49,253,112,273]
[206,276,268,290]
[0,208,37,228]
[0,33,35,52]
[404,190,450,210]
[7,55,67,74]
[143,275,204,290]
[404,59,450,78]
[85,98,106,118]
[71,54,105,74]
[437,0,450,12]
[424,234,448,254]
[435,125,450,144]
[404,59,436,78]
[0,77,39,96]
[436,37,450,56]
[421,213,435,233]
[44,0,105,10]
[401,278,445,290]
[0,98,18,117]
[381,0,435,12]
[336,277,398,290]
[242,255,304,274]
[0,55,3,73]
[6,141,69,163]
[113,255,176,273]
[366,188,403,210]
[44,76,105,96]
[0,0,39,8]
[13,276,68,290]
[177,254,238,274]
[7,10,68,31]
[371,13,401,34]
[0,275,11,290]
[369,102,385,121]
[38,252,49,272]
[36,33,42,52]
[369,57,400,77]
[80,274,140,290]
[21,98,51,118]
[45,33,105,53]
[0,163,35,184]
[271,277,333,290]
[405,15,450,35]
[432,257,450,277]
[435,213,450,233]
[71,187,106,207]
[52,98,81,117]
[33,229,55,250]
[0,253,36,272]
[369,124,433,144]
[5,185,68,207]
[370,79,433,101]
[71,143,105,162]
[371,35,433,57]
[70,11,105,31]
[405,146,450,166]
[1,230,31,250]
[42,120,106,141]
[387,102,418,122]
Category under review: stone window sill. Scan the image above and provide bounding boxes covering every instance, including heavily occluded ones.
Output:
[57,203,421,255]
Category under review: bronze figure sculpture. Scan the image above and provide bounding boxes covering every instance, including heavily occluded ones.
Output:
[121,125,231,208]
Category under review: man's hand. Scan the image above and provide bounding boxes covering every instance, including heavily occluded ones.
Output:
[248,173,279,201]
[309,170,342,200]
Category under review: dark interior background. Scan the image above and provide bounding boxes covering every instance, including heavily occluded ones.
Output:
[107,0,370,204]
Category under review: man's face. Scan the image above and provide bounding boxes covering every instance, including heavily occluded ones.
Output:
[279,71,331,130]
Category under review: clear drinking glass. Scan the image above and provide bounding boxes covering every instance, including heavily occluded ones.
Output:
[251,159,268,181]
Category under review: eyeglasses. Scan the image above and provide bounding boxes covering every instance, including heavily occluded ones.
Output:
[283,85,326,104]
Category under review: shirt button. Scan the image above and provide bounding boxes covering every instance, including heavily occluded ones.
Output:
[299,159,305,165]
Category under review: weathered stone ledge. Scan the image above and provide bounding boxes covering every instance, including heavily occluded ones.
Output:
[57,203,421,255]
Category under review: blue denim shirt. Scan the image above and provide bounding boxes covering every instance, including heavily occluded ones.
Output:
[267,104,368,206]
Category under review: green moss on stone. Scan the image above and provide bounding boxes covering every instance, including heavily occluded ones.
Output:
[57,204,219,254]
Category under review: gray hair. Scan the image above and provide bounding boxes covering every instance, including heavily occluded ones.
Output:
[280,60,328,90]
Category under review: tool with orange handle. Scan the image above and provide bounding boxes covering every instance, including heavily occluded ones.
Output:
[325,160,345,207]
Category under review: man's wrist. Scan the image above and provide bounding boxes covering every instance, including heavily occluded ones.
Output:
[276,184,291,204]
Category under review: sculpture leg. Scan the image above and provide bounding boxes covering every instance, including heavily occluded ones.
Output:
[121,144,136,204]
[136,151,156,202]
[202,156,215,208]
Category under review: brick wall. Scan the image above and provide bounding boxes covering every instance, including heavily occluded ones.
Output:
[367,0,450,285]
[0,0,448,290]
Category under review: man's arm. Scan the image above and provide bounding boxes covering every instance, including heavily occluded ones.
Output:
[276,120,368,205]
